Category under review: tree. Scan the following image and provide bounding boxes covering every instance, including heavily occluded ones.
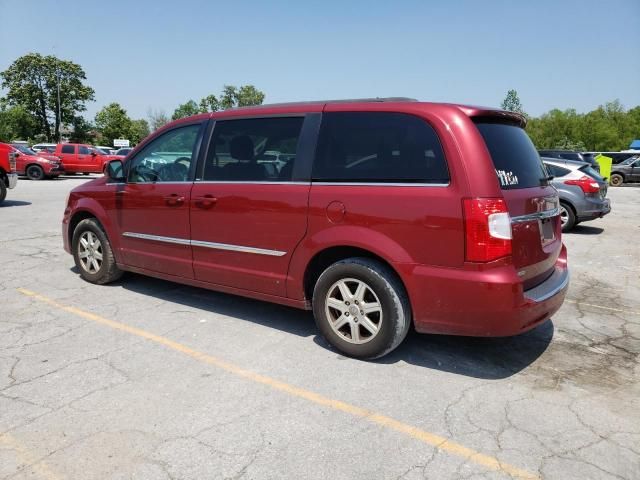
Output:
[199,94,219,113]
[129,119,150,144]
[69,116,95,144]
[172,100,201,120]
[1,53,95,141]
[95,103,133,147]
[147,108,170,131]
[218,84,265,109]
[0,102,39,142]
[500,89,526,115]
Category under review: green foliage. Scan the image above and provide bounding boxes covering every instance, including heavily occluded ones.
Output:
[0,102,39,142]
[95,103,133,147]
[69,116,95,144]
[173,85,265,120]
[171,100,201,120]
[500,89,526,115]
[130,119,150,144]
[526,100,640,151]
[1,53,94,141]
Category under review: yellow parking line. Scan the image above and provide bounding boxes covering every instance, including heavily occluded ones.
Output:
[17,288,538,480]
[0,432,62,480]
[566,299,640,316]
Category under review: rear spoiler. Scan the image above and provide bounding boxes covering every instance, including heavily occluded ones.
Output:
[456,105,527,128]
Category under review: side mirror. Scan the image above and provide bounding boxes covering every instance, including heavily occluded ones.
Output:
[14,152,20,157]
[91,151,97,156]
[105,160,125,182]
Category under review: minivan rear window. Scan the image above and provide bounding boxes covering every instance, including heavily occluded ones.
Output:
[475,121,547,190]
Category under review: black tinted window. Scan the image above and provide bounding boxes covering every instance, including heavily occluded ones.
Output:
[313,112,449,184]
[79,146,90,155]
[476,122,546,189]
[203,117,303,182]
[544,163,570,178]
[61,145,74,154]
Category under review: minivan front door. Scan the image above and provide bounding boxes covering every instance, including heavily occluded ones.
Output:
[110,123,204,278]
[190,116,316,296]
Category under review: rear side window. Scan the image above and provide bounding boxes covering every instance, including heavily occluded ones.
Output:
[61,145,74,154]
[475,122,547,189]
[313,112,449,184]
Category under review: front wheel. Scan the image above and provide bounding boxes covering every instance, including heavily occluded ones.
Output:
[72,218,123,284]
[610,173,623,187]
[312,258,411,359]
[26,165,45,181]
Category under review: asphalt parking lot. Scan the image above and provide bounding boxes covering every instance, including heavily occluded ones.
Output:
[1,177,638,480]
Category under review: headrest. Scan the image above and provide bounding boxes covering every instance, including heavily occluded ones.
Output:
[229,135,254,161]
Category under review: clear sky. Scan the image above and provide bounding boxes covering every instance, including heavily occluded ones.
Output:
[1,0,639,121]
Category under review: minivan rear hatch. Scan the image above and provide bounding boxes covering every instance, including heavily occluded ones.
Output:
[474,120,561,290]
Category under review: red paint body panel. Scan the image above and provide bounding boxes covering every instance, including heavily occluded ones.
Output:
[190,182,310,296]
[63,100,568,338]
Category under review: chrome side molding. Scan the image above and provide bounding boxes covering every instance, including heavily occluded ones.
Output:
[122,232,286,257]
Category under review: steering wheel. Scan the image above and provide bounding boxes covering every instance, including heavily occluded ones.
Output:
[158,162,188,181]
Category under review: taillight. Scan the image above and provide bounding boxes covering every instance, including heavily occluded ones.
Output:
[564,175,600,194]
[8,152,17,173]
[463,198,512,262]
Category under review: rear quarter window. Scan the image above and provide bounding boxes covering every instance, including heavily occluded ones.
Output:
[475,121,546,190]
[313,112,449,184]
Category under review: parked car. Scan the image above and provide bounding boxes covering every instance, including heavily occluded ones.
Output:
[3,144,64,180]
[609,155,640,186]
[53,143,119,174]
[542,158,610,231]
[538,149,600,172]
[95,145,117,155]
[62,99,569,359]
[583,152,638,165]
[31,143,57,153]
[0,146,18,203]
[114,147,133,157]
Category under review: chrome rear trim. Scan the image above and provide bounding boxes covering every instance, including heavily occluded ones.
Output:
[511,208,560,224]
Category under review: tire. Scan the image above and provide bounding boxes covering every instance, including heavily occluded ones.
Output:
[0,179,6,204]
[26,164,45,181]
[610,173,624,187]
[560,202,576,232]
[72,218,123,284]
[83,172,90,176]
[312,257,411,359]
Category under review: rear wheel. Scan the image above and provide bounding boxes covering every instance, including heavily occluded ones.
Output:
[83,172,90,176]
[610,173,623,187]
[560,202,576,232]
[72,218,123,284]
[312,258,411,359]
[26,165,45,181]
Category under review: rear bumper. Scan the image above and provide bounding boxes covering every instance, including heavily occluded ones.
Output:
[401,244,569,337]
[577,197,611,221]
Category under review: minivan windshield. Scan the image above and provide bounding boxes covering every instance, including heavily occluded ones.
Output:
[475,121,547,190]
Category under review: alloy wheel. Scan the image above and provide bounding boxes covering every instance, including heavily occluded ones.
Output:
[325,278,383,344]
[78,231,103,274]
[559,206,569,227]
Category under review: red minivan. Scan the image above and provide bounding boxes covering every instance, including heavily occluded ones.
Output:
[62,99,569,358]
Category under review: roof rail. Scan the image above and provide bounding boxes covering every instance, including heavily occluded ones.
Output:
[228,97,419,110]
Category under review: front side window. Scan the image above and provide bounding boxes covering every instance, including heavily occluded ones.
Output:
[313,112,449,184]
[127,124,201,182]
[78,146,91,155]
[203,117,304,181]
[61,145,74,154]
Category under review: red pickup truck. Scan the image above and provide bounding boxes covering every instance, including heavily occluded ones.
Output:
[0,146,18,204]
[54,143,120,174]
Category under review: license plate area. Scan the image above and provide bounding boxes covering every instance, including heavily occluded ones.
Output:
[539,218,555,245]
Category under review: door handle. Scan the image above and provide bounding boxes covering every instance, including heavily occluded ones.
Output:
[194,194,217,209]
[164,194,185,206]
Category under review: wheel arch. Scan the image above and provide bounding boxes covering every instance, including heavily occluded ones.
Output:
[67,200,121,261]
[302,245,408,305]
